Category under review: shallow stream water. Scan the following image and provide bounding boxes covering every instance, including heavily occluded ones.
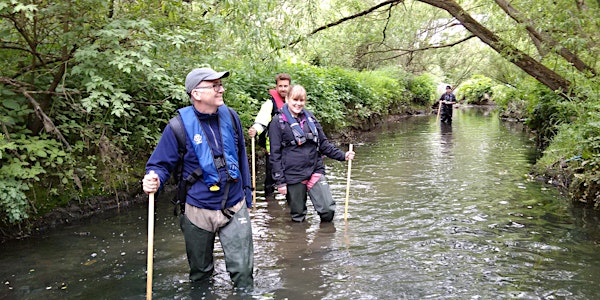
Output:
[1,107,599,299]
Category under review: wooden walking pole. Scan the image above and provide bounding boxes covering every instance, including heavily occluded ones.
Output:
[436,100,442,122]
[251,137,256,209]
[344,144,353,222]
[146,171,155,300]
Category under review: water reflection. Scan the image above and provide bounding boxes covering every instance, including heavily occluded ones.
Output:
[2,108,600,299]
[440,122,453,155]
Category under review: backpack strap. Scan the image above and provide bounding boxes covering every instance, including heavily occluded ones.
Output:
[169,116,187,157]
[227,107,239,143]
[168,115,188,216]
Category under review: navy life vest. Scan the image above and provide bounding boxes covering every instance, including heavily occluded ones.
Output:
[280,104,319,147]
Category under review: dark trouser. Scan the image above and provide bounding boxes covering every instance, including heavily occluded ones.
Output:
[440,105,453,123]
[179,204,254,289]
[287,177,336,222]
[264,152,275,196]
[287,183,308,222]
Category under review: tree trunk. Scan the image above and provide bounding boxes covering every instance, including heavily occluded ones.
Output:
[494,0,596,76]
[418,0,572,97]
[281,0,576,97]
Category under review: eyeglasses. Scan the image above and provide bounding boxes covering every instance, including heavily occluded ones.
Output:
[194,83,224,92]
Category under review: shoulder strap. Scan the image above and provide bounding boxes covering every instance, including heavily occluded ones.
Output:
[270,98,278,116]
[269,89,285,111]
[227,107,239,135]
[169,115,187,157]
[227,107,243,165]
[168,115,188,216]
[281,104,307,146]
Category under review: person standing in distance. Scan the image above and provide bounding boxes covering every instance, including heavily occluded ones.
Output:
[247,73,291,200]
[439,85,457,124]
[269,85,355,222]
[141,67,254,290]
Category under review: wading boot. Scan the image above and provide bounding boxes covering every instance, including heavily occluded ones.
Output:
[308,176,336,222]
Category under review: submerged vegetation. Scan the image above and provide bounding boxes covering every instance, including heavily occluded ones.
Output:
[0,0,598,235]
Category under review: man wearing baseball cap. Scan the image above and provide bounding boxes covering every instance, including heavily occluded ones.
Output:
[142,67,254,290]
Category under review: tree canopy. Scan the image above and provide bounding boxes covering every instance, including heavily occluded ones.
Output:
[1,0,599,228]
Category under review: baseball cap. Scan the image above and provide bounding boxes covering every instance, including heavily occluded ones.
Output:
[185,68,230,94]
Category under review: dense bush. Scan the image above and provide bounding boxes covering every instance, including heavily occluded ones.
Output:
[408,73,436,106]
[1,52,428,227]
[222,62,425,132]
[496,77,600,208]
[534,102,600,208]
[459,75,494,104]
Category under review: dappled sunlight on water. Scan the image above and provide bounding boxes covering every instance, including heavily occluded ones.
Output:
[1,108,600,299]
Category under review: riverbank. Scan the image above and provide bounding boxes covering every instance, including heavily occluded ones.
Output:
[0,109,430,243]
[4,111,599,299]
[11,105,569,244]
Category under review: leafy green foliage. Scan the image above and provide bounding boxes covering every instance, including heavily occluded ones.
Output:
[216,60,424,132]
[535,101,600,208]
[408,73,436,106]
[0,179,29,224]
[498,73,600,208]
[459,75,494,104]
[1,0,600,233]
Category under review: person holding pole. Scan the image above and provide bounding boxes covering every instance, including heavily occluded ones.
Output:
[269,85,355,222]
[146,171,155,299]
[344,144,353,222]
[247,73,291,200]
[141,67,254,291]
[438,85,457,124]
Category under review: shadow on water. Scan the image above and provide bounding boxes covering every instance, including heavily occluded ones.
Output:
[2,107,600,299]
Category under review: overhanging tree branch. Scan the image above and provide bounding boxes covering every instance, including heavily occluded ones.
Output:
[366,35,476,57]
[494,0,596,76]
[276,0,404,50]
[0,77,72,151]
[417,0,572,97]
[275,0,576,98]
[377,4,395,46]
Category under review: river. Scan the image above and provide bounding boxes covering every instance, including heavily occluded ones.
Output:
[1,107,599,299]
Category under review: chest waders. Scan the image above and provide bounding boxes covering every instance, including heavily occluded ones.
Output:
[440,93,455,124]
[279,108,336,222]
[179,196,254,288]
[307,176,336,222]
[171,108,254,289]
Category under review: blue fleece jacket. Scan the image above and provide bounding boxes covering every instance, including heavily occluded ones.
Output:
[145,105,252,210]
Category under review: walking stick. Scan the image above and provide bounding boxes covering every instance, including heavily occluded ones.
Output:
[436,100,442,122]
[251,136,256,209]
[146,171,155,300]
[344,144,353,222]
